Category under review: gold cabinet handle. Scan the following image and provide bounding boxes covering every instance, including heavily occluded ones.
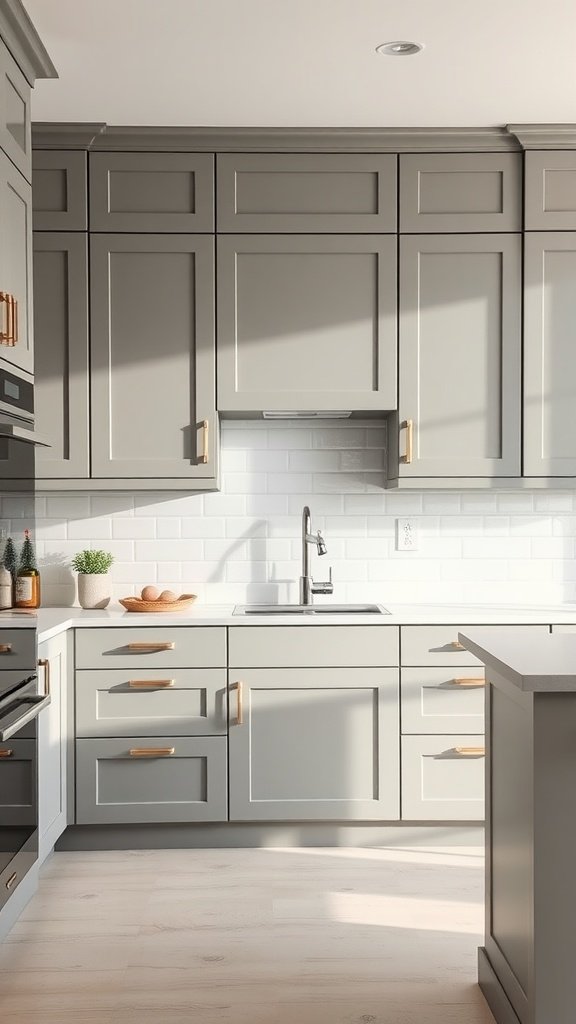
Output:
[454,746,485,757]
[128,747,175,757]
[0,293,14,346]
[0,749,14,758]
[5,872,17,890]
[38,657,50,697]
[450,641,465,651]
[12,296,18,345]
[127,642,175,652]
[0,644,12,654]
[400,419,413,464]
[231,680,243,725]
[200,419,209,465]
[453,677,485,687]
[128,679,174,689]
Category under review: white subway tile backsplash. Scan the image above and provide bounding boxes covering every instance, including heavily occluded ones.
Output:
[17,420,576,607]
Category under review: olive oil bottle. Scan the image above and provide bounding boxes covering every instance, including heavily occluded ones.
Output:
[14,529,41,609]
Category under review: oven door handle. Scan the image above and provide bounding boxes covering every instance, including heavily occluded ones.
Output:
[0,695,51,741]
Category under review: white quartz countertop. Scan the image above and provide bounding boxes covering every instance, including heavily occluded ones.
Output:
[460,629,576,691]
[0,603,575,644]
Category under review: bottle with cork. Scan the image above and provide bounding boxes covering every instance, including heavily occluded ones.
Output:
[14,529,41,609]
[0,537,17,610]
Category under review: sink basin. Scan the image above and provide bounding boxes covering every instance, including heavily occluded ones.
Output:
[233,604,390,616]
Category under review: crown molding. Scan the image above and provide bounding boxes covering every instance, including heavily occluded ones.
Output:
[507,123,576,149]
[32,122,106,149]
[32,123,521,153]
[0,0,57,84]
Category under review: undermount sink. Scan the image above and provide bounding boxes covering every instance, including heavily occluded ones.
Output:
[233,604,390,616]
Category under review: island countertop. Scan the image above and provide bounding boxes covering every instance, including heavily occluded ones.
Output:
[460,628,576,691]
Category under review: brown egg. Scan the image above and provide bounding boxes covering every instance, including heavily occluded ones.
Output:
[158,589,177,603]
[141,585,159,602]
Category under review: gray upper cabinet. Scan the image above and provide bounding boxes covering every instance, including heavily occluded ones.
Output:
[525,151,576,230]
[89,152,214,232]
[90,233,218,485]
[393,233,521,479]
[0,40,31,182]
[32,150,87,230]
[0,149,33,374]
[524,232,576,476]
[228,668,399,821]
[217,234,397,413]
[217,153,397,232]
[400,153,522,233]
[34,232,89,480]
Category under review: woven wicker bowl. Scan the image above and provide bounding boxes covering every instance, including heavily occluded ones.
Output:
[119,594,198,613]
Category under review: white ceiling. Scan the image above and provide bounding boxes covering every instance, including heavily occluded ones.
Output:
[25,0,576,128]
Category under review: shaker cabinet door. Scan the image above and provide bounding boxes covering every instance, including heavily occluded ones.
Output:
[90,234,217,483]
[524,232,576,476]
[0,150,33,375]
[0,41,31,182]
[34,232,89,480]
[393,233,521,479]
[32,150,87,230]
[38,632,68,862]
[217,234,397,413]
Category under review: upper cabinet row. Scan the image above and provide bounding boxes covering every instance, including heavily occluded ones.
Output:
[33,150,525,234]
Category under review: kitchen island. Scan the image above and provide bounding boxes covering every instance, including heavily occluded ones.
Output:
[459,629,576,1024]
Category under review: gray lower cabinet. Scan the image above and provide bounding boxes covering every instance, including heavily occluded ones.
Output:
[76,736,227,824]
[401,734,485,821]
[217,153,397,233]
[34,232,89,480]
[228,668,399,821]
[0,39,31,182]
[90,233,218,486]
[401,668,485,735]
[391,233,522,479]
[75,669,227,738]
[32,150,87,230]
[0,738,35,826]
[0,149,33,375]
[399,153,522,233]
[524,232,576,476]
[38,632,68,862]
[525,151,576,230]
[89,152,214,232]
[217,234,397,413]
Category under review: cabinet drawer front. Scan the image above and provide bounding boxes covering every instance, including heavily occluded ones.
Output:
[0,42,31,182]
[401,668,485,734]
[217,153,396,232]
[229,626,398,668]
[76,669,227,738]
[401,625,549,667]
[525,152,576,230]
[76,736,227,824]
[228,668,399,821]
[89,152,214,232]
[0,738,35,826]
[0,629,36,672]
[401,735,485,821]
[32,150,87,230]
[400,153,521,232]
[75,628,226,669]
[551,625,576,633]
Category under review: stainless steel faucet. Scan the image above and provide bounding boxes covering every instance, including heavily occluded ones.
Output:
[299,505,334,605]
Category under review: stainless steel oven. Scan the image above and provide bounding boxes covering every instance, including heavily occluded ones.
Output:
[0,638,49,912]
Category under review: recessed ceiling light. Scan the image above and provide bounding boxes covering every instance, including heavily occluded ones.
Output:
[376,40,424,56]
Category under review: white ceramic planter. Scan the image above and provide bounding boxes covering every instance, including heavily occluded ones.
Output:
[77,573,111,610]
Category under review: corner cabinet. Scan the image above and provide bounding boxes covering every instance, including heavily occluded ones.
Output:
[90,234,218,485]
[389,233,522,481]
[217,234,397,413]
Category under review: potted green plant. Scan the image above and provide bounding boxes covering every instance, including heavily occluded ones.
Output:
[71,550,114,609]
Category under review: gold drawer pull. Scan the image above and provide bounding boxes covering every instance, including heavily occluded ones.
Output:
[129,747,175,758]
[231,680,243,726]
[453,677,485,687]
[5,872,17,890]
[0,644,12,653]
[38,657,51,696]
[129,679,174,689]
[400,418,413,464]
[12,297,18,346]
[200,419,209,465]
[0,749,13,758]
[454,746,485,757]
[127,642,175,652]
[0,292,15,346]
[450,641,465,651]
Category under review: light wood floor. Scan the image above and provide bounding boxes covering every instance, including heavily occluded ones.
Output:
[0,845,495,1024]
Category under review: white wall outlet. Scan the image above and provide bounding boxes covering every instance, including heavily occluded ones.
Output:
[395,518,419,552]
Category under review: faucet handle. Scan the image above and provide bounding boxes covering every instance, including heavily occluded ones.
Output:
[312,566,334,596]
